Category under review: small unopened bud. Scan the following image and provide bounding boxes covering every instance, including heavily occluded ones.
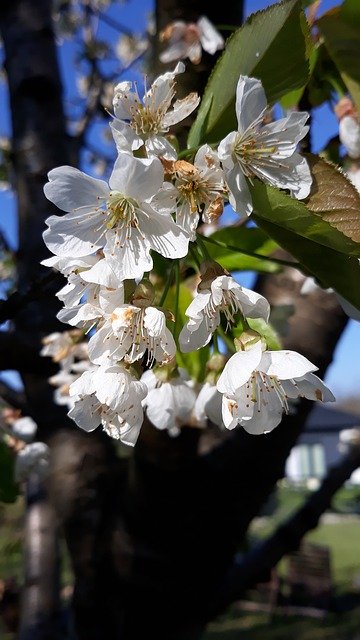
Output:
[234,329,263,352]
[198,260,228,290]
[132,279,155,306]
[207,353,226,373]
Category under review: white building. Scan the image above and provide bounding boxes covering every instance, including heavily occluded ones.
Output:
[285,405,360,485]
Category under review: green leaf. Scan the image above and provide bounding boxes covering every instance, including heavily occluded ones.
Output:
[304,154,360,245]
[318,8,360,110]
[200,226,281,273]
[341,0,360,28]
[248,317,283,351]
[252,214,360,310]
[188,0,312,147]
[280,45,318,109]
[0,442,19,503]
[250,171,360,259]
[250,179,360,309]
[164,281,210,382]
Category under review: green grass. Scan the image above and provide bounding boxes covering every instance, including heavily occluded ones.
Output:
[204,484,360,639]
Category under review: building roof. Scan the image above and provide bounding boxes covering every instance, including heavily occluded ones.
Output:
[304,404,360,433]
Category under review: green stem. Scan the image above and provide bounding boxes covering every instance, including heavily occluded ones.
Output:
[159,262,175,307]
[189,243,202,268]
[196,233,213,261]
[198,233,301,269]
[217,326,236,353]
[212,332,220,354]
[173,260,181,346]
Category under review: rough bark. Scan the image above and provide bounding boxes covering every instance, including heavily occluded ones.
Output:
[0,3,118,638]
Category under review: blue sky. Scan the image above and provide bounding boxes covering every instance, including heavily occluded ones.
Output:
[0,0,359,403]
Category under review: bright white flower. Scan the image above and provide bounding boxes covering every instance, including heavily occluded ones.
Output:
[115,33,148,66]
[68,364,147,446]
[218,75,312,217]
[179,268,270,352]
[141,368,196,436]
[15,442,50,482]
[88,304,176,366]
[40,330,88,368]
[43,153,189,281]
[56,283,125,328]
[110,62,200,159]
[159,16,224,65]
[339,116,360,159]
[49,360,91,409]
[41,253,119,309]
[217,339,335,435]
[12,416,38,443]
[159,146,225,240]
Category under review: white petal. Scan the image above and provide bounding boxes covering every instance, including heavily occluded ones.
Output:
[217,342,263,394]
[179,316,213,352]
[229,281,270,321]
[159,41,192,64]
[81,258,119,288]
[109,153,164,202]
[69,369,97,397]
[104,228,153,281]
[251,152,312,200]
[139,207,189,259]
[113,80,141,119]
[283,373,335,402]
[68,396,101,431]
[44,166,109,212]
[43,210,105,257]
[223,161,253,217]
[88,325,125,365]
[162,92,200,128]
[198,16,224,54]
[110,119,142,153]
[259,349,317,380]
[93,366,130,410]
[145,136,178,160]
[146,62,185,112]
[235,76,267,133]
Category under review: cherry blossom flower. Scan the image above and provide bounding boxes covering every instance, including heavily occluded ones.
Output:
[141,367,197,436]
[335,96,360,159]
[179,263,270,352]
[110,62,200,159]
[218,75,312,217]
[43,152,189,281]
[68,364,147,445]
[11,416,38,443]
[15,442,50,482]
[159,16,224,65]
[159,145,225,240]
[217,338,334,435]
[89,303,176,366]
[194,382,223,428]
[40,330,88,368]
[41,253,119,308]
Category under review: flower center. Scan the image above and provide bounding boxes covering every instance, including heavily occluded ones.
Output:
[232,112,278,178]
[204,288,243,330]
[106,192,139,229]
[130,103,164,136]
[245,371,289,413]
[175,160,209,213]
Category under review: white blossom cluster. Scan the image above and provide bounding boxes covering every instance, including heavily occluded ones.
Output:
[41,63,334,446]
